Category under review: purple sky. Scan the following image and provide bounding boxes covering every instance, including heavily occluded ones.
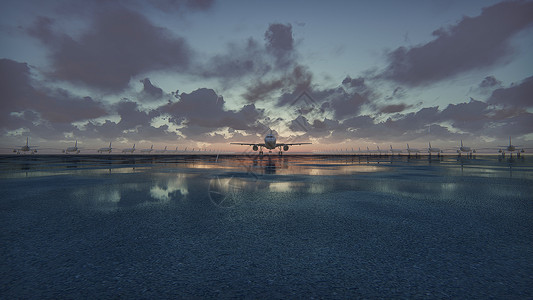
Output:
[1,0,532,152]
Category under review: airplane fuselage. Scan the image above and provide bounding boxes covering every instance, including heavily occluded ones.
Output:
[65,147,79,153]
[459,146,471,152]
[264,134,277,149]
[406,144,420,153]
[122,144,135,153]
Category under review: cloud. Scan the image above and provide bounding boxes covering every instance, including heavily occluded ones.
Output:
[27,7,192,92]
[140,78,164,100]
[81,100,180,142]
[201,38,271,81]
[243,65,313,103]
[479,76,502,89]
[160,88,266,137]
[378,103,411,114]
[147,0,215,12]
[265,23,295,67]
[0,59,107,128]
[487,76,533,108]
[381,1,533,86]
[201,23,298,87]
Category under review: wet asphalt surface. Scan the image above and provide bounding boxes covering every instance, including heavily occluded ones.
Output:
[1,155,532,298]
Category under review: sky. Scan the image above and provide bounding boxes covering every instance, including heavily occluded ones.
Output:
[1,0,532,152]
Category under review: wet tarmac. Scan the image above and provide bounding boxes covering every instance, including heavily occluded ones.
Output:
[1,154,532,298]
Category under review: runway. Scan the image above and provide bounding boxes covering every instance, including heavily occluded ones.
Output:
[1,155,532,298]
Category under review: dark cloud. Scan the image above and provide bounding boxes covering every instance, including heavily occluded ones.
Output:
[116,100,156,129]
[201,38,271,81]
[487,76,533,108]
[479,76,502,89]
[265,23,294,67]
[27,7,192,92]
[81,100,180,142]
[381,1,533,86]
[0,59,107,128]
[243,65,312,103]
[140,78,164,100]
[289,116,340,139]
[379,103,411,114]
[329,91,368,119]
[342,76,366,89]
[160,88,265,137]
[201,23,298,86]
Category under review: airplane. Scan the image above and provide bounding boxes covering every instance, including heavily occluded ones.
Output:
[390,145,403,155]
[406,144,420,156]
[428,142,443,156]
[62,140,80,154]
[98,142,113,153]
[140,145,153,154]
[155,146,167,154]
[457,140,475,155]
[122,144,136,153]
[13,137,38,154]
[498,137,524,157]
[170,146,179,153]
[366,146,383,155]
[231,130,311,155]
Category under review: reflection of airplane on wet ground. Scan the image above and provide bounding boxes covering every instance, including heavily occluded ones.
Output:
[122,144,136,153]
[13,137,38,154]
[98,142,113,153]
[498,137,525,157]
[231,131,311,155]
[62,140,80,154]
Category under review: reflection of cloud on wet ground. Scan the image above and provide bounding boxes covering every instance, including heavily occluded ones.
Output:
[71,182,139,212]
[150,174,189,202]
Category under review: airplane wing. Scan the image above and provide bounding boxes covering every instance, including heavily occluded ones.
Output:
[230,143,266,147]
[276,143,312,146]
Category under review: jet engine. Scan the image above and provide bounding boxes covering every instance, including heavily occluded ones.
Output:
[253,145,258,151]
[283,145,289,151]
